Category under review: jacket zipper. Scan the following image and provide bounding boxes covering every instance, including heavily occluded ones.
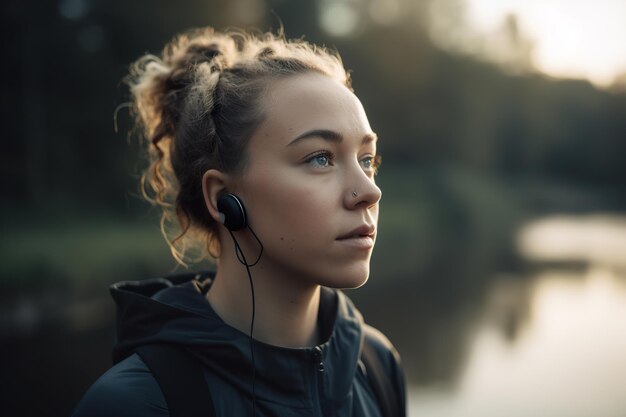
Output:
[312,346,326,416]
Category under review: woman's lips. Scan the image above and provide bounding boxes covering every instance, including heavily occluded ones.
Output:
[336,224,376,240]
[336,224,376,249]
[336,234,374,249]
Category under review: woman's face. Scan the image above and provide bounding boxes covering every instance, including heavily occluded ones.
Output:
[234,72,381,289]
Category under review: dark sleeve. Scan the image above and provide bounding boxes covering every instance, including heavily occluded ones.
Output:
[363,324,407,417]
[71,353,169,417]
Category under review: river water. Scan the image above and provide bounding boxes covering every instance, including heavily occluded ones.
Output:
[409,214,626,417]
[2,213,625,416]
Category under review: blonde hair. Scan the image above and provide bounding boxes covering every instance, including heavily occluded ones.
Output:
[126,27,351,265]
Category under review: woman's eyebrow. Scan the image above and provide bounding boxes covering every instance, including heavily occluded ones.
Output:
[362,132,378,145]
[287,129,342,147]
[287,129,378,147]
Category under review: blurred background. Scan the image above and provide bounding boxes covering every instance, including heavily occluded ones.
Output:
[2,0,626,416]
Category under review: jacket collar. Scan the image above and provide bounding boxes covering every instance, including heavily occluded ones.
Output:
[110,273,364,408]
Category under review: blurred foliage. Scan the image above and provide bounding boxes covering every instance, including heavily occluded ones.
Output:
[2,0,625,224]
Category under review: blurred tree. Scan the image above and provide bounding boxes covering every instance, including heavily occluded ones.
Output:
[3,0,625,222]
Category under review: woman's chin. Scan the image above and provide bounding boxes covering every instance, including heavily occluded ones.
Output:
[319,265,371,289]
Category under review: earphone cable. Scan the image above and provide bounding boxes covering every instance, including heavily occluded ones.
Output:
[232,226,264,267]
[227,228,259,417]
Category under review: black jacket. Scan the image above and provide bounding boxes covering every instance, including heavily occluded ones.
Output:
[72,273,406,417]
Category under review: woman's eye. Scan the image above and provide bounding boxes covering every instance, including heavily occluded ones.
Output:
[306,151,334,168]
[360,155,382,174]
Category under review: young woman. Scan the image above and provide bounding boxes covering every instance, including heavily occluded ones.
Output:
[72,27,406,417]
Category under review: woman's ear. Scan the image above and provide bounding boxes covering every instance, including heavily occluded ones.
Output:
[202,169,228,224]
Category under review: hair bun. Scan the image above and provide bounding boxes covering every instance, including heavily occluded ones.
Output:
[175,43,227,73]
[187,43,221,62]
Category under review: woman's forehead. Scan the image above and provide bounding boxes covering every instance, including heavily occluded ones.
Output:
[256,73,372,146]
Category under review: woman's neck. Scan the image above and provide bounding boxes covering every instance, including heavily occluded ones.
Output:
[207,254,321,348]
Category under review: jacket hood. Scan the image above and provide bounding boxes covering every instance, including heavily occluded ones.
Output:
[110,273,365,409]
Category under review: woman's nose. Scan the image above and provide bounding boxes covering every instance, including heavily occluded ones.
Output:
[344,167,382,210]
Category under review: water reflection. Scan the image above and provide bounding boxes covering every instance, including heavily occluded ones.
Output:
[518,214,626,268]
[410,215,626,417]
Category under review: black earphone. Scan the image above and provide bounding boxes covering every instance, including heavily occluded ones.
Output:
[217,193,248,231]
